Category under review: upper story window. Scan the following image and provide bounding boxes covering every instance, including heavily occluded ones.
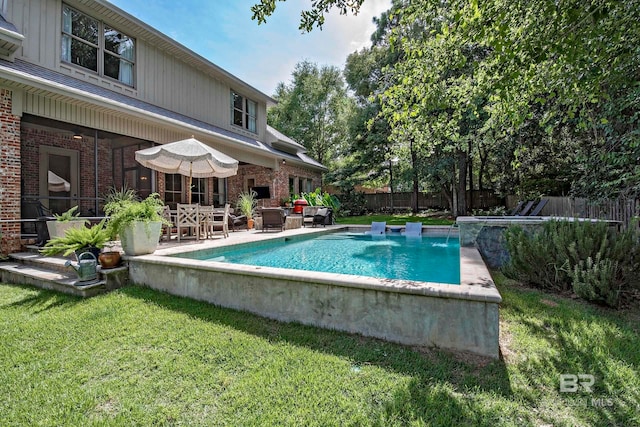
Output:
[61,5,135,86]
[231,91,257,133]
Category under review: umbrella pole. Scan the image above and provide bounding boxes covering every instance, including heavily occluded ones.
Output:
[187,162,193,203]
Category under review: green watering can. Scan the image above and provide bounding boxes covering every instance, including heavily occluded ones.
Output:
[65,251,98,282]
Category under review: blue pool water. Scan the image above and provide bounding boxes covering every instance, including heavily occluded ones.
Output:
[177,232,460,284]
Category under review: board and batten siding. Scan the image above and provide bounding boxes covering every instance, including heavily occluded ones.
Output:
[6,0,266,142]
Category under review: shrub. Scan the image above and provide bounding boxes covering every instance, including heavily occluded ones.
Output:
[571,254,622,307]
[503,219,640,307]
[336,190,367,217]
[301,188,341,214]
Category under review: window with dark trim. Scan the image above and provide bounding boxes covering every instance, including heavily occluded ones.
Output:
[62,4,135,86]
[231,91,257,133]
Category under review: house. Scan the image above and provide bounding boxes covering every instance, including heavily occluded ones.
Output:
[0,0,325,253]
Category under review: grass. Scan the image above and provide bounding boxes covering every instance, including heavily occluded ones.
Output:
[0,277,638,426]
[336,213,455,226]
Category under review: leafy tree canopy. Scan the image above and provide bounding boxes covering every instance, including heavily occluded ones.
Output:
[251,0,365,32]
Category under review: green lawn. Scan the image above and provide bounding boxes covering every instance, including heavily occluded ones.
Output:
[336,213,455,226]
[0,276,638,426]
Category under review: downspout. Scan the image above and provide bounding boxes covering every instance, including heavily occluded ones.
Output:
[94,129,99,215]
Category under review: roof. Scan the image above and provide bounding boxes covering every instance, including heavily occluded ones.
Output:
[0,58,325,171]
[266,125,306,151]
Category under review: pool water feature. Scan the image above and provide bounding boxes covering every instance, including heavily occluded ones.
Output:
[178,233,460,284]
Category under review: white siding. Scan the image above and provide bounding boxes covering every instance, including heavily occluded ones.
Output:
[7,0,267,141]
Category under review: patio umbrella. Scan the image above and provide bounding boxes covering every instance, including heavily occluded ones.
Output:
[135,137,238,201]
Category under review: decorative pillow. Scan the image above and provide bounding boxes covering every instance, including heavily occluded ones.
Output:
[316,208,328,216]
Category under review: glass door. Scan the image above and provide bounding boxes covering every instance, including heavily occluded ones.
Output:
[39,146,79,215]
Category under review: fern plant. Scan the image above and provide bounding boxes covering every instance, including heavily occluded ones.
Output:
[53,205,85,223]
[40,219,110,257]
[104,193,168,240]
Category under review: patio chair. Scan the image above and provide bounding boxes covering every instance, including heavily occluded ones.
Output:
[176,203,200,242]
[228,209,248,231]
[402,222,423,237]
[312,207,331,227]
[204,203,230,238]
[160,205,174,241]
[302,206,320,227]
[261,208,285,232]
[365,221,386,235]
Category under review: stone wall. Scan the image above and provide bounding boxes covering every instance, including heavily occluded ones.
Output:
[0,89,22,253]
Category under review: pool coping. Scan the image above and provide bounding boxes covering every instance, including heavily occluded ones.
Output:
[137,225,501,304]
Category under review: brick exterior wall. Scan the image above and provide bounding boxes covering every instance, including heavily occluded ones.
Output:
[21,127,114,215]
[0,89,22,254]
[227,163,322,208]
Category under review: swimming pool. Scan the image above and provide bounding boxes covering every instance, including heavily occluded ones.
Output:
[129,226,502,358]
[174,232,460,284]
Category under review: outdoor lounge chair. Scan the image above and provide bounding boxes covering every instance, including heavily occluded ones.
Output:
[312,207,331,227]
[515,200,536,216]
[402,222,423,237]
[261,208,285,232]
[508,201,525,216]
[365,221,386,235]
[528,198,548,216]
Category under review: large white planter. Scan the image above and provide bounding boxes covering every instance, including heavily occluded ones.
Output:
[46,220,86,240]
[120,221,162,256]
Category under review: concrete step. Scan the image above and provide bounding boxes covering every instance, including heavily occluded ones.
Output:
[9,252,74,274]
[0,262,107,297]
[1,252,129,297]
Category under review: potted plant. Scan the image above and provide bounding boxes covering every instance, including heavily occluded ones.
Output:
[104,193,169,256]
[46,205,88,240]
[237,190,257,229]
[40,219,110,259]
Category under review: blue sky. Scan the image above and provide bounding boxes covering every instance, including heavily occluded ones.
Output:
[108,0,392,96]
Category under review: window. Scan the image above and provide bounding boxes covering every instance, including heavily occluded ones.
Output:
[190,178,206,204]
[62,5,135,86]
[164,174,182,209]
[231,91,257,133]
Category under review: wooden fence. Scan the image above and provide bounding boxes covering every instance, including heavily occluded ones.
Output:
[507,195,640,229]
[363,190,504,212]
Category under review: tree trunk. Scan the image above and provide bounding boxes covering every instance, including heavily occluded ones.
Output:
[410,138,419,213]
[467,140,474,210]
[440,184,453,213]
[389,164,394,213]
[478,146,487,191]
[456,149,467,217]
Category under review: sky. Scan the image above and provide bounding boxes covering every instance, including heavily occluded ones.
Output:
[108,0,392,97]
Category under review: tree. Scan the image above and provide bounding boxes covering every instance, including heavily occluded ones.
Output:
[269,61,353,173]
[251,0,366,32]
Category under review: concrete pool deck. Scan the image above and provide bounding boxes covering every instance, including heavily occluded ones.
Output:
[127,225,502,358]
